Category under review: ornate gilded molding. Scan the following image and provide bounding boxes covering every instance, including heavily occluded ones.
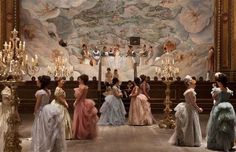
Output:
[215,0,222,72]
[0,0,19,49]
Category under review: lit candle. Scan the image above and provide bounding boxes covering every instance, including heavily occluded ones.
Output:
[25,55,28,62]
[23,41,25,50]
[8,42,11,49]
[4,41,7,49]
[32,58,35,65]
[19,41,22,49]
[35,55,38,63]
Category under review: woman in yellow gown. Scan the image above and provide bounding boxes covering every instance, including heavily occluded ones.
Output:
[51,77,72,139]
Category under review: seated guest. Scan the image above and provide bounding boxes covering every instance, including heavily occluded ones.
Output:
[80,44,92,65]
[92,46,101,65]
[101,46,109,56]
[108,47,114,56]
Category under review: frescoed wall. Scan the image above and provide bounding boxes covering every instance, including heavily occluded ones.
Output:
[20,0,214,81]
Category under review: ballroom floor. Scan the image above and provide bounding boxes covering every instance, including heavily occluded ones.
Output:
[19,114,227,152]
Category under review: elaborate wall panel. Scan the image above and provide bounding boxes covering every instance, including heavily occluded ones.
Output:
[215,0,236,81]
[0,0,20,49]
[0,0,235,81]
[18,0,214,80]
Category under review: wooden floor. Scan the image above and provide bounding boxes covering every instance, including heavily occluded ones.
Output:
[19,114,225,152]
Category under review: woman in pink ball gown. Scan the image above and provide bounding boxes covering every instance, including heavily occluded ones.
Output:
[72,74,98,140]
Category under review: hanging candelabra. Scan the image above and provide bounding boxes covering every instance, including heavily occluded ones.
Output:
[0,28,40,152]
[47,55,73,78]
[156,51,179,129]
[0,28,39,80]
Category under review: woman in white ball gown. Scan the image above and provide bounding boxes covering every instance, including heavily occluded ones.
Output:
[32,75,66,152]
[0,76,16,152]
[169,75,203,147]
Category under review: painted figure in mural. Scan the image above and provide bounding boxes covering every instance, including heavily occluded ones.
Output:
[145,46,154,65]
[128,77,154,126]
[51,77,72,139]
[206,46,214,81]
[92,46,101,65]
[81,44,92,65]
[169,75,202,147]
[105,68,113,85]
[0,76,17,152]
[206,72,235,152]
[140,44,148,65]
[98,77,126,126]
[72,74,98,140]
[32,75,66,152]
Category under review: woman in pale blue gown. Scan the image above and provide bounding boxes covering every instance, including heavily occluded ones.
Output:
[207,73,235,152]
[98,78,126,125]
[32,75,66,152]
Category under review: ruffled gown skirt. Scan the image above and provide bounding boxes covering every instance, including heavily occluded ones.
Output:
[0,103,11,152]
[32,104,66,152]
[72,99,98,139]
[207,102,235,151]
[128,94,154,125]
[169,102,202,147]
[51,100,72,139]
[98,95,126,126]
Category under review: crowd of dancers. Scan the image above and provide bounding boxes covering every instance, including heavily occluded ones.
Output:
[0,72,235,152]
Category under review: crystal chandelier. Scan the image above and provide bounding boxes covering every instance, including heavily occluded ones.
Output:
[0,28,39,81]
[47,55,73,78]
[155,52,179,80]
